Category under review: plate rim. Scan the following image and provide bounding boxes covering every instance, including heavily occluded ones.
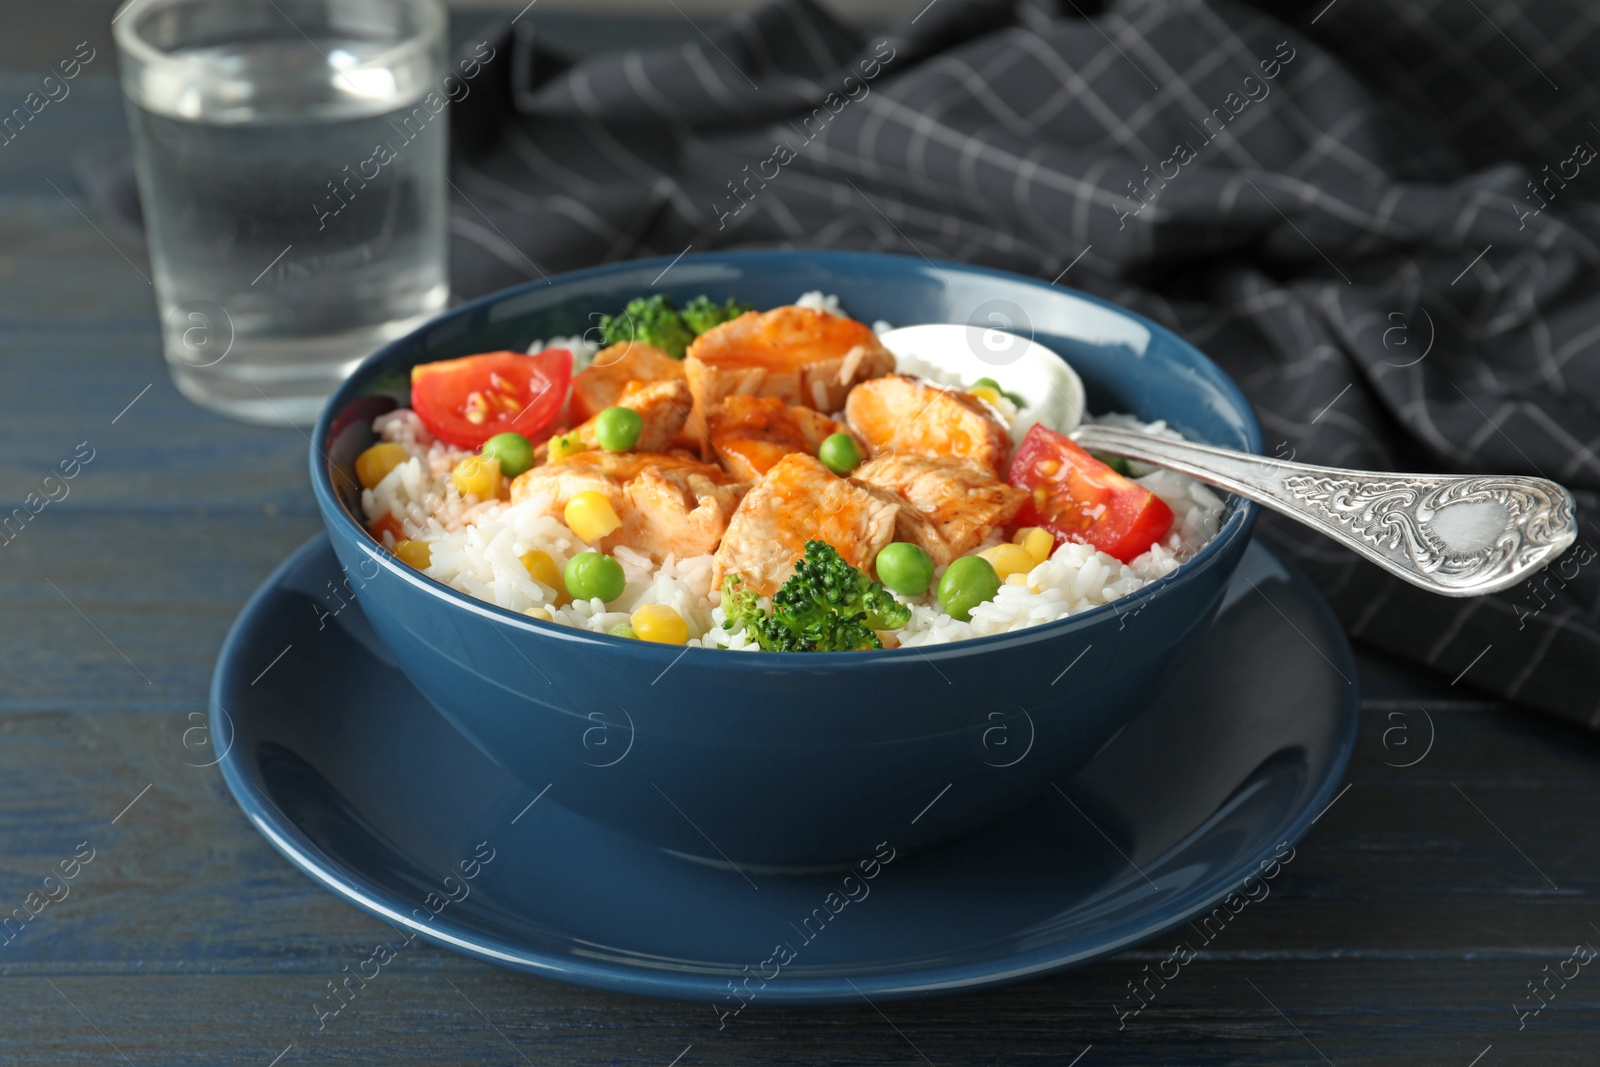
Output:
[212,533,1359,1004]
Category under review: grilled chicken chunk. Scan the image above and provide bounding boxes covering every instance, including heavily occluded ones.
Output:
[569,342,685,424]
[713,452,898,596]
[512,451,746,562]
[567,378,692,454]
[844,374,1012,478]
[704,395,855,483]
[850,480,950,565]
[852,453,1027,563]
[685,307,895,424]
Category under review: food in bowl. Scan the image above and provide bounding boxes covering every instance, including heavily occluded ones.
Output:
[354,291,1225,651]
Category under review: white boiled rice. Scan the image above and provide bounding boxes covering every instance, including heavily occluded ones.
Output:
[359,295,1228,649]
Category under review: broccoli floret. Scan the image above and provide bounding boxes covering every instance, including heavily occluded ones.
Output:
[598,294,697,359]
[722,541,910,652]
[719,574,768,639]
[682,295,753,335]
[597,294,753,360]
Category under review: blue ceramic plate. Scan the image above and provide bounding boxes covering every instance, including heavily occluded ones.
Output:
[213,534,1357,1004]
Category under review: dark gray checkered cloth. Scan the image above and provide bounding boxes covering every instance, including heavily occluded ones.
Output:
[89,0,1600,723]
[442,0,1600,725]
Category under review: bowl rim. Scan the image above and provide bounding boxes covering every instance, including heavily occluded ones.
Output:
[310,248,1262,668]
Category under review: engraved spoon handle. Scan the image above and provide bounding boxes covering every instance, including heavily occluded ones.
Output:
[1071,425,1578,597]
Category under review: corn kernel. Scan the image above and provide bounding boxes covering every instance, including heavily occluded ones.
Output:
[451,455,503,501]
[355,443,410,489]
[523,606,552,621]
[971,385,1003,406]
[393,539,431,569]
[1014,526,1054,564]
[520,549,567,602]
[1005,572,1031,586]
[564,490,622,544]
[548,433,586,463]
[979,542,1035,580]
[631,603,689,645]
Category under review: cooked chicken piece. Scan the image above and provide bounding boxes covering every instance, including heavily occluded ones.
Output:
[852,453,1027,563]
[622,465,748,563]
[844,374,1012,478]
[703,395,856,482]
[685,307,896,425]
[851,480,951,566]
[569,342,685,424]
[512,450,698,518]
[511,451,746,562]
[713,453,898,596]
[567,378,691,454]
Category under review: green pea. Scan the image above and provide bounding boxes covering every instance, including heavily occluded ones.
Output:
[937,555,1001,622]
[564,551,626,603]
[818,432,861,475]
[609,623,639,639]
[594,406,644,452]
[875,542,935,597]
[481,432,534,477]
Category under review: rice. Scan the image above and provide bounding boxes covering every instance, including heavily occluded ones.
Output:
[893,471,1223,647]
[359,295,1228,649]
[527,333,600,367]
[795,291,845,316]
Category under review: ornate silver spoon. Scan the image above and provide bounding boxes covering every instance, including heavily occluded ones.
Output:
[1071,424,1576,597]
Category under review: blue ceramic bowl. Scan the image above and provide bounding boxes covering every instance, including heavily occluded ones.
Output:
[311,250,1261,868]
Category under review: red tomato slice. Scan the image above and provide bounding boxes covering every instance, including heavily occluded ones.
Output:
[410,349,573,449]
[1009,424,1175,564]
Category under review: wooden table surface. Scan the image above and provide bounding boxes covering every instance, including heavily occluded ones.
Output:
[2,6,1597,1065]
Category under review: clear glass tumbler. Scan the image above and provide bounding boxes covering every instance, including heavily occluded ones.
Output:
[113,0,450,426]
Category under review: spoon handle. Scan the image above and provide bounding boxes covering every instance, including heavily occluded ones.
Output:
[1072,425,1578,597]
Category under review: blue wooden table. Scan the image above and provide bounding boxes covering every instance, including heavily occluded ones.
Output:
[2,5,1597,1065]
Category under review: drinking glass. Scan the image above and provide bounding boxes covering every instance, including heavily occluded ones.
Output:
[113,0,450,426]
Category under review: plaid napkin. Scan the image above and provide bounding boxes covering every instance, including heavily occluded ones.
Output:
[87,0,1600,725]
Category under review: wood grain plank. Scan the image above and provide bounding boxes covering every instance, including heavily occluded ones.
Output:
[3,960,1596,1065]
[0,338,318,514]
[0,514,320,710]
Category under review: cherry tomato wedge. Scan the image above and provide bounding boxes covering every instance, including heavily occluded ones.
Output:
[1008,424,1174,564]
[410,349,572,449]
[369,513,406,544]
